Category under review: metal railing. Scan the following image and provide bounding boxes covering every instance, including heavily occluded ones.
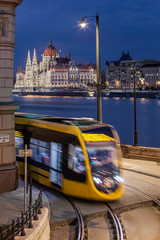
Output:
[0,180,43,240]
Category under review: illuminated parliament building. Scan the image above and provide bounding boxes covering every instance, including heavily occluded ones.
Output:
[14,39,97,91]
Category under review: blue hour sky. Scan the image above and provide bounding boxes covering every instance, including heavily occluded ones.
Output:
[14,0,160,73]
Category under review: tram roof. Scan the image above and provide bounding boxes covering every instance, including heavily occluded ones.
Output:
[15,112,99,127]
[15,113,114,139]
[40,118,99,126]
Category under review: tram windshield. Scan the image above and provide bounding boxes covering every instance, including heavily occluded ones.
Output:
[86,141,123,194]
[86,141,118,170]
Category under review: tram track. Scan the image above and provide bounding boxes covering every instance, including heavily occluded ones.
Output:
[124,174,160,191]
[66,197,85,240]
[125,184,160,205]
[112,172,160,240]
[124,167,160,207]
[31,166,160,240]
[70,169,160,240]
[29,179,124,240]
[123,171,160,196]
[118,184,160,240]
[66,197,124,240]
[124,168,160,199]
[123,167,160,179]
[105,203,123,240]
[50,193,124,240]
[83,202,124,240]
[47,192,85,240]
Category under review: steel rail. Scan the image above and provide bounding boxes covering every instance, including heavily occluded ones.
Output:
[105,203,123,240]
[123,167,160,179]
[67,198,84,240]
[126,184,160,206]
[124,173,160,189]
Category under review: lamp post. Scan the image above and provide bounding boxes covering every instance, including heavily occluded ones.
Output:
[133,68,138,146]
[79,14,102,122]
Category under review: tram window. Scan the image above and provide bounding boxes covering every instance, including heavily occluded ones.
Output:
[86,142,118,169]
[30,138,50,165]
[50,142,63,171]
[50,142,63,187]
[15,136,24,156]
[68,144,86,174]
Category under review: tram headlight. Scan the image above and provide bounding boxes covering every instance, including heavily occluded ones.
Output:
[114,175,123,183]
[93,175,121,193]
[93,176,103,185]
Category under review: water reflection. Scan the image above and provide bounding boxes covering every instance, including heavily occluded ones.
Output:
[103,97,109,100]
[157,100,160,106]
[140,98,149,104]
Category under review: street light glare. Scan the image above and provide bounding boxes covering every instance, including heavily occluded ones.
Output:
[79,18,87,28]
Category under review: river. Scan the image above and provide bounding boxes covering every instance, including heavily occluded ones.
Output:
[14,96,160,148]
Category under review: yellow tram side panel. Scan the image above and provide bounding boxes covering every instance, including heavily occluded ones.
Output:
[35,122,93,197]
[27,122,100,200]
[44,122,125,201]
[15,117,33,126]
[18,158,124,201]
[17,160,53,189]
[63,178,124,201]
[16,117,124,201]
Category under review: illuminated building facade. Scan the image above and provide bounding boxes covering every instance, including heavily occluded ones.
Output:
[106,51,160,89]
[14,40,97,91]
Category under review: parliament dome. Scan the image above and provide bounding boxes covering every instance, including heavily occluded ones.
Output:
[44,39,58,57]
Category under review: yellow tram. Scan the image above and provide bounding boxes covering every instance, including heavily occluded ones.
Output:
[15,113,124,201]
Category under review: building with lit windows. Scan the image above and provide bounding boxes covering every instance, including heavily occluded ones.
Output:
[14,40,97,91]
[105,51,160,89]
[140,63,160,88]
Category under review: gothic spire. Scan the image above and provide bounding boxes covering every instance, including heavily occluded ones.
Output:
[26,50,31,67]
[32,48,37,65]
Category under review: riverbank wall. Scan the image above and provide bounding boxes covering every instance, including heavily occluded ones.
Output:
[13,90,160,99]
[15,208,50,240]
[121,144,160,162]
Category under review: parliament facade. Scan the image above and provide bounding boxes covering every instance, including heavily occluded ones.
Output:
[14,39,97,91]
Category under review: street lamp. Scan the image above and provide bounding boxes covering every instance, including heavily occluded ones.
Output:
[79,14,102,122]
[139,78,145,89]
[132,68,138,146]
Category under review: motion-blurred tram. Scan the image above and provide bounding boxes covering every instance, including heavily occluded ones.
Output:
[15,113,124,201]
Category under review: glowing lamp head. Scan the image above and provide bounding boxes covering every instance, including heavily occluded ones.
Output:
[79,18,87,28]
